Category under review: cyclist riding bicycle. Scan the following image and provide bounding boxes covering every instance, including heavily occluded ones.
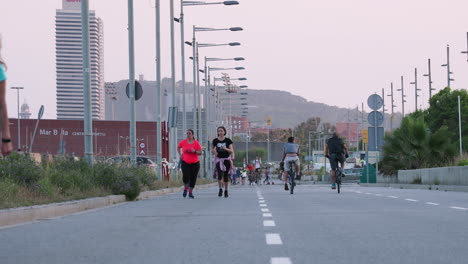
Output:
[324,132,349,190]
[281,136,300,191]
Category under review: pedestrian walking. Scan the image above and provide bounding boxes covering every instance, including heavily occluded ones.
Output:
[178,129,202,198]
[0,36,13,157]
[212,126,234,198]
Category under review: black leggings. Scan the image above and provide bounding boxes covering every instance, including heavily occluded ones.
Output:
[181,161,200,188]
[216,160,231,183]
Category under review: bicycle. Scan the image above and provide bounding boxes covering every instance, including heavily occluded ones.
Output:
[335,167,343,194]
[288,160,296,194]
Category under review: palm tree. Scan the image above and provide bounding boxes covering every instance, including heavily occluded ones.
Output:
[380,116,457,175]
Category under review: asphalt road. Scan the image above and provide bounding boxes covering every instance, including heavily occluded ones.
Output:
[1,182,468,264]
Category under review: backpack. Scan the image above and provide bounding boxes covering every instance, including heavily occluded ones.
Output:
[328,136,344,153]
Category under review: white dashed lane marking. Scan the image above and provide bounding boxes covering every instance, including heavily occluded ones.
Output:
[260,204,267,207]
[405,199,419,202]
[265,233,283,245]
[261,208,270,212]
[263,213,273,217]
[426,202,440,206]
[388,196,398,198]
[450,206,468,210]
[270,257,292,264]
[263,220,276,227]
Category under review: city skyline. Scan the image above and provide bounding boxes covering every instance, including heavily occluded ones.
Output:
[1,0,468,120]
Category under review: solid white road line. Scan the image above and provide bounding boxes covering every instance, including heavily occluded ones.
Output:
[263,213,273,217]
[261,208,270,212]
[426,202,440,206]
[405,199,419,202]
[263,220,276,227]
[271,257,292,264]
[266,233,283,245]
[450,206,468,210]
[260,204,267,207]
[388,196,398,198]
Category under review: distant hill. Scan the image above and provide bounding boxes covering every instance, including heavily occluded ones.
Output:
[105,79,401,131]
[245,89,401,130]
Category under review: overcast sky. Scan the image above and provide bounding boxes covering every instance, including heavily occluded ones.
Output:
[1,0,468,119]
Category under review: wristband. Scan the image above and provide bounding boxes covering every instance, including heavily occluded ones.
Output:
[2,138,11,143]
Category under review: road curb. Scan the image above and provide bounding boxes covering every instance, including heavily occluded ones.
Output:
[0,182,218,228]
[360,183,468,192]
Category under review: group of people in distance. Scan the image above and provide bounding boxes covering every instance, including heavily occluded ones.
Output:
[178,122,350,198]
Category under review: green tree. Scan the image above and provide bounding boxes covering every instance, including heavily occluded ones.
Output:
[380,116,457,175]
[425,87,468,151]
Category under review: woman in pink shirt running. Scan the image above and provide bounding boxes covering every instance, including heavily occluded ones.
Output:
[178,129,202,198]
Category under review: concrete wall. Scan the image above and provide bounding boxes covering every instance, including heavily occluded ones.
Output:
[377,174,398,184]
[398,166,468,185]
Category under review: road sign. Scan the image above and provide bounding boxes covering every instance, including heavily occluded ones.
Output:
[367,94,383,110]
[126,80,143,101]
[38,105,45,119]
[368,127,384,151]
[139,142,146,149]
[139,149,146,155]
[362,129,368,144]
[266,116,271,126]
[368,111,384,126]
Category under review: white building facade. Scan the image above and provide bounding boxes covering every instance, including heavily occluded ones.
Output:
[56,0,104,119]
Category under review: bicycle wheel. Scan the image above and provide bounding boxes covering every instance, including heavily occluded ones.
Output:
[336,169,341,194]
[289,167,295,194]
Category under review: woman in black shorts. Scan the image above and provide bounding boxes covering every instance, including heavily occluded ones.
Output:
[212,126,234,198]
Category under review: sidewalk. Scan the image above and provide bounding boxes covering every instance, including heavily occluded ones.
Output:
[0,183,218,228]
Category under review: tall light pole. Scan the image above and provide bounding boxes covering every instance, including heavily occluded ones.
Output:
[442,44,454,88]
[387,82,396,131]
[127,0,137,164]
[410,68,420,111]
[169,0,177,179]
[397,76,406,117]
[81,0,93,164]
[176,0,239,146]
[155,0,162,180]
[11,86,23,151]
[423,58,436,99]
[458,96,463,156]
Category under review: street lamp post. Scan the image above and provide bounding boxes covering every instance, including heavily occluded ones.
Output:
[423,58,436,99]
[441,44,455,88]
[11,86,23,151]
[155,0,162,180]
[410,68,420,111]
[397,76,406,117]
[175,0,240,169]
[81,0,93,164]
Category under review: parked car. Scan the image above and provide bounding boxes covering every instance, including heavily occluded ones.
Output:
[343,167,363,178]
[106,155,157,170]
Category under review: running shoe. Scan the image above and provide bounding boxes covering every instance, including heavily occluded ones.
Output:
[183,189,187,198]
[188,193,194,199]
[218,189,223,197]
[284,183,289,191]
[331,184,336,189]
[224,190,228,198]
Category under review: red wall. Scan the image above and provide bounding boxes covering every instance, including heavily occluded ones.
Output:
[9,119,169,160]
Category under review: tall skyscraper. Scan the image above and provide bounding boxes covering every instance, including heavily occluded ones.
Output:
[55,0,104,120]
